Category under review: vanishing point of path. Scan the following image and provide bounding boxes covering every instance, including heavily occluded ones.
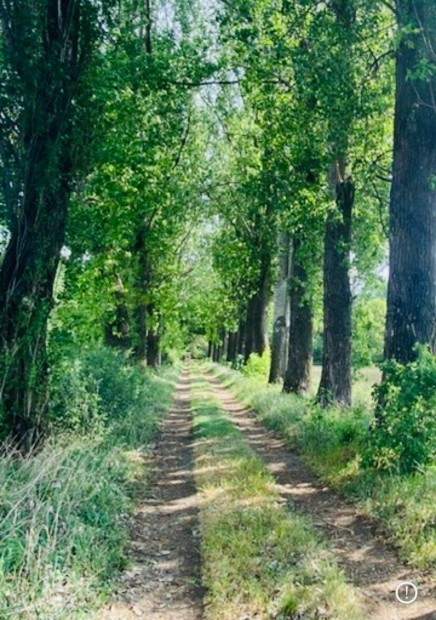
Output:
[204,370,436,620]
[101,367,203,620]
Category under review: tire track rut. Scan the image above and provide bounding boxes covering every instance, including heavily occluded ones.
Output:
[204,370,436,620]
[101,367,203,620]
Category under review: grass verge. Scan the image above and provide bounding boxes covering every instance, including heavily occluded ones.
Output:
[206,363,436,570]
[190,370,362,620]
[0,365,177,619]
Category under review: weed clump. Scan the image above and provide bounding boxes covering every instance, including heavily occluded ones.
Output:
[365,348,436,473]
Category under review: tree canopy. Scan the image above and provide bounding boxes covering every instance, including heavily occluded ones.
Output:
[0,0,435,446]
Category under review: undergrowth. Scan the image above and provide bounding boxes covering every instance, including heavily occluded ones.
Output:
[0,347,177,619]
[207,361,436,569]
[191,371,363,620]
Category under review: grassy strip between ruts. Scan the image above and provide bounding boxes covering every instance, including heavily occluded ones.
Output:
[0,364,178,620]
[206,362,436,570]
[190,369,363,620]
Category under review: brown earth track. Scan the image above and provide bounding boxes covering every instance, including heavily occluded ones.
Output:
[204,369,436,620]
[99,367,203,620]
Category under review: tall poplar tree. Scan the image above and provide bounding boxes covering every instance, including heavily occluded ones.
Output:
[0,0,116,446]
[384,0,436,362]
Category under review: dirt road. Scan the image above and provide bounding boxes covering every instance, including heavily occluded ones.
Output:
[100,365,436,620]
[101,368,203,620]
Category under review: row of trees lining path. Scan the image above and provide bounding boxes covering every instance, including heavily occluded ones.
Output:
[0,0,435,448]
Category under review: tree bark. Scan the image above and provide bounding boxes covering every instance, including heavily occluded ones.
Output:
[146,304,160,368]
[216,330,222,361]
[219,328,228,362]
[227,331,238,363]
[146,328,160,368]
[283,237,313,395]
[384,0,436,363]
[269,232,291,383]
[104,301,131,350]
[134,303,148,364]
[133,0,154,366]
[317,171,354,406]
[212,343,219,362]
[145,0,152,55]
[236,319,246,358]
[133,226,151,365]
[0,0,90,447]
[104,278,131,350]
[244,257,271,362]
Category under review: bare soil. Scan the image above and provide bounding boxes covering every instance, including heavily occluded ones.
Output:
[100,368,203,620]
[204,371,436,620]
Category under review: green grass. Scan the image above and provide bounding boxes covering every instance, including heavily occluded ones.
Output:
[311,364,382,403]
[0,366,177,619]
[207,363,436,570]
[190,371,363,620]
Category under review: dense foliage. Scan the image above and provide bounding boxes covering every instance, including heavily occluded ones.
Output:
[368,348,436,473]
[0,0,434,614]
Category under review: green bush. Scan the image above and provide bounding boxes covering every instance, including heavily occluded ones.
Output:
[243,349,271,381]
[0,354,176,618]
[49,357,103,433]
[50,346,168,440]
[299,404,370,474]
[365,348,436,473]
[352,297,386,368]
[188,335,209,359]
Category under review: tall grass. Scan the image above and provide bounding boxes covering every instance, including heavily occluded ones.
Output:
[207,363,436,569]
[0,349,177,619]
[191,372,363,620]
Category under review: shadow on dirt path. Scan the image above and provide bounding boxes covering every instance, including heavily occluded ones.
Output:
[204,370,436,620]
[100,366,203,620]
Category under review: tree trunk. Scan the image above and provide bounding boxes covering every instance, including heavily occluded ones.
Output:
[207,340,213,358]
[133,226,151,365]
[237,319,246,358]
[217,329,225,361]
[244,257,271,362]
[283,237,313,395]
[212,343,219,362]
[0,222,67,445]
[145,304,160,368]
[234,318,246,368]
[221,329,228,361]
[0,0,86,447]
[384,0,436,363]
[134,303,148,364]
[145,0,152,55]
[244,307,254,363]
[227,332,238,363]
[147,329,160,368]
[104,302,131,350]
[104,280,131,350]
[269,233,291,383]
[317,171,354,406]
